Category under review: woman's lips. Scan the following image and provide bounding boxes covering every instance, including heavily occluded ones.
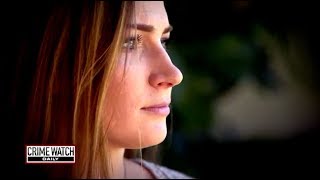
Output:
[141,103,170,116]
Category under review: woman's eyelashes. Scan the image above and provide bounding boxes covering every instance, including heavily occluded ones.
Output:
[123,34,170,51]
[161,37,170,49]
[123,34,143,50]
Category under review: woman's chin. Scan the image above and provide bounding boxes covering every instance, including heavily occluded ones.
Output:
[144,133,167,147]
[127,131,167,149]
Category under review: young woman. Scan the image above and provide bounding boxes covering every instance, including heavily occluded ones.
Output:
[14,1,191,178]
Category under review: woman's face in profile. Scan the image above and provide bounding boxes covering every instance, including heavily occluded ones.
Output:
[103,1,183,149]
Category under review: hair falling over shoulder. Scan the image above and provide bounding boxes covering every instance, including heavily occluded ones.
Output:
[22,1,135,178]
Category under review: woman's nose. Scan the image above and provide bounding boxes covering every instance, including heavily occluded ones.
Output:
[148,48,183,89]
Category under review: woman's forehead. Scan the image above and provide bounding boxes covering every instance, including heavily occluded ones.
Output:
[134,1,169,26]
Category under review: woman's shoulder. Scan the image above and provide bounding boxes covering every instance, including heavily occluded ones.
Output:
[131,158,194,179]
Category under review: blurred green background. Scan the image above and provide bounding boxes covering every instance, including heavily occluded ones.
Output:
[158,0,320,177]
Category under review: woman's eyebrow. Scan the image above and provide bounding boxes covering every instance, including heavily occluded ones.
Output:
[130,24,173,34]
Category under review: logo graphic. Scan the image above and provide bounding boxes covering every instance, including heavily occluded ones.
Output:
[26,145,75,164]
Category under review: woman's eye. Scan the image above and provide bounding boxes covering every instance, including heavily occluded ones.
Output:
[123,38,137,50]
[161,38,170,49]
[123,34,142,50]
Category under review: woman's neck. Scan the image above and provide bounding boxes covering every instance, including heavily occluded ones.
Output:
[108,146,126,178]
[108,145,153,179]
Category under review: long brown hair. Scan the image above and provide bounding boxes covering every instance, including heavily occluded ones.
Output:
[24,1,135,178]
